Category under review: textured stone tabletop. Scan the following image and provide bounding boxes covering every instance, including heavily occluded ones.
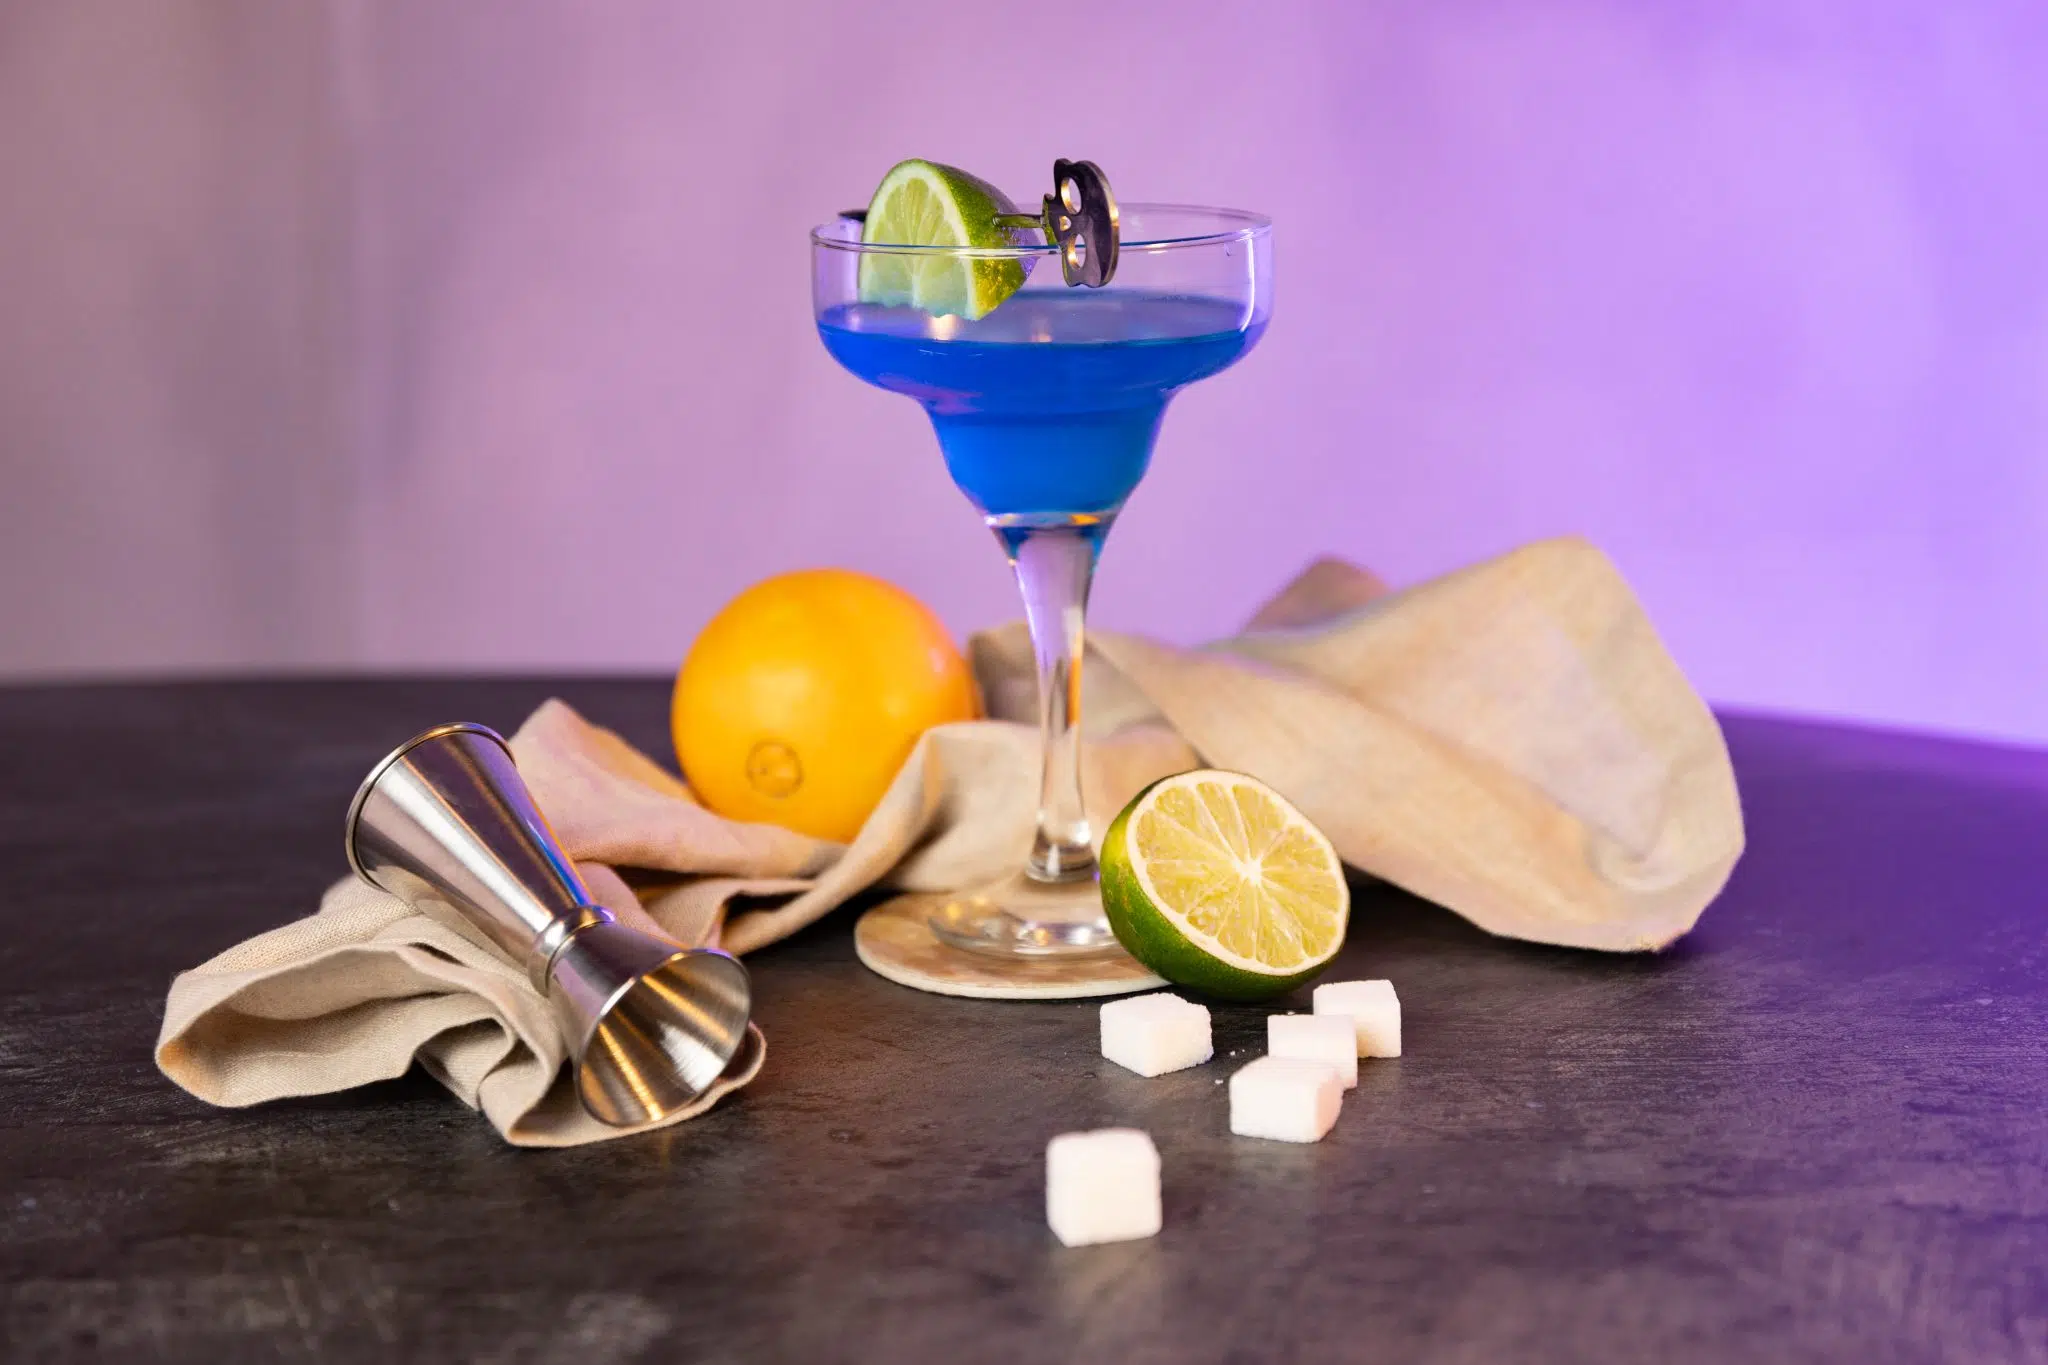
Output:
[2,679,2042,1363]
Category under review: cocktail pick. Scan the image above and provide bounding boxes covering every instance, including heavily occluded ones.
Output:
[844,158,1122,286]
[998,159,1120,286]
[345,722,753,1128]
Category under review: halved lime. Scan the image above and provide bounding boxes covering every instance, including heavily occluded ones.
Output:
[1100,771,1349,1001]
[858,159,1028,320]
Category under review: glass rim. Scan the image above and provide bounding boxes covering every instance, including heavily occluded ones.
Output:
[810,202,1271,258]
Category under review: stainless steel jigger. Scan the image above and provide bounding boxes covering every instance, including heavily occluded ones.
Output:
[344,722,752,1128]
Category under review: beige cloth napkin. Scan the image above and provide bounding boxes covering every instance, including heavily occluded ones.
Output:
[157,537,1743,1146]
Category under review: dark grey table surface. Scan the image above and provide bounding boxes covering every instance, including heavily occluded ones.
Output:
[2,679,2043,1364]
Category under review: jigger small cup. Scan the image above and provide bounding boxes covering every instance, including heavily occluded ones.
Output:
[345,722,752,1127]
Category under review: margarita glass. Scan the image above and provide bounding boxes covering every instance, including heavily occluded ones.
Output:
[813,203,1272,959]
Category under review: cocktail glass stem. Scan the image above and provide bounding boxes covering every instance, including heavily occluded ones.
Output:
[1006,519,1104,884]
[919,515,1121,959]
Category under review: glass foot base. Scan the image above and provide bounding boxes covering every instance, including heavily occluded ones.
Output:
[927,871,1123,959]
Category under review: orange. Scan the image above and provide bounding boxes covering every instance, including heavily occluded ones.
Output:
[671,569,979,843]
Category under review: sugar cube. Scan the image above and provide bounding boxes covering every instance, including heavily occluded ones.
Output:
[1314,979,1402,1057]
[1266,1013,1358,1088]
[1099,992,1212,1077]
[1045,1128,1162,1247]
[1229,1056,1342,1143]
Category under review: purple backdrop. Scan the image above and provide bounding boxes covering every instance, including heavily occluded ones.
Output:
[4,1,2046,745]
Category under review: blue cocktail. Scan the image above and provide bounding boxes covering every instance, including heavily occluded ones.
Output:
[819,290,1264,538]
[813,200,1272,959]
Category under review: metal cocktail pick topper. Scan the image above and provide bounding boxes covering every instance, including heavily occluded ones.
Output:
[847,158,1121,287]
[1009,158,1120,287]
[345,723,754,1128]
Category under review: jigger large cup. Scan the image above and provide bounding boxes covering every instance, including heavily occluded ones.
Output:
[344,722,752,1127]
